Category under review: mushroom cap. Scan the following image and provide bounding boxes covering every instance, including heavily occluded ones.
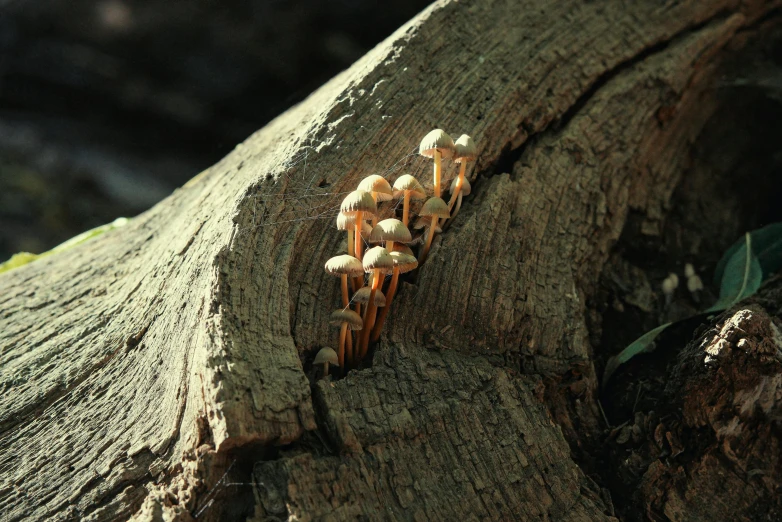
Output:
[340,190,377,216]
[336,212,356,231]
[392,174,426,199]
[413,216,443,232]
[684,263,695,278]
[390,251,418,273]
[449,177,472,196]
[419,129,455,159]
[362,246,394,272]
[314,347,339,366]
[419,197,450,218]
[369,219,412,244]
[392,244,415,256]
[354,286,386,306]
[330,309,363,330]
[453,134,477,163]
[357,175,393,202]
[687,274,704,292]
[325,254,364,277]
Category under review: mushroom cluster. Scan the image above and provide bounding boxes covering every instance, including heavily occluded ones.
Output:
[315,129,478,377]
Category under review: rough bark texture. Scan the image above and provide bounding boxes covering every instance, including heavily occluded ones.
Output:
[1,0,781,520]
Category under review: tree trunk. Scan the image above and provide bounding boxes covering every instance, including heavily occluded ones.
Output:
[2,0,781,520]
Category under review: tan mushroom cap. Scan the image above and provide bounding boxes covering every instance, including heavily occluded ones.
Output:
[369,219,412,244]
[354,286,386,306]
[450,177,472,196]
[314,347,339,366]
[420,197,451,218]
[413,216,443,232]
[392,174,426,199]
[453,134,477,163]
[330,309,363,330]
[392,244,415,256]
[362,246,394,272]
[419,129,455,159]
[340,190,377,216]
[336,212,356,231]
[325,254,364,277]
[390,251,418,273]
[357,175,393,202]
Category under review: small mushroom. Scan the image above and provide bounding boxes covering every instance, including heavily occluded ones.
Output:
[314,347,339,378]
[353,286,387,307]
[340,190,377,261]
[371,249,419,341]
[448,135,477,214]
[686,273,703,303]
[684,263,696,279]
[448,177,471,220]
[336,212,356,258]
[330,309,363,368]
[661,273,679,306]
[418,197,451,264]
[357,246,395,358]
[357,175,393,226]
[369,218,412,253]
[392,174,426,227]
[325,254,364,308]
[419,129,455,198]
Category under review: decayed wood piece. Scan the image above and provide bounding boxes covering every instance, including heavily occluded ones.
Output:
[255,346,612,521]
[1,0,780,519]
[607,299,782,521]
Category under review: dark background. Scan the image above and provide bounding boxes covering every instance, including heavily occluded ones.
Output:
[0,0,432,260]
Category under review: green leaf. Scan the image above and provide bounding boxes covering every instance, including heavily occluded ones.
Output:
[603,322,672,385]
[0,217,131,276]
[707,232,762,312]
[713,222,782,285]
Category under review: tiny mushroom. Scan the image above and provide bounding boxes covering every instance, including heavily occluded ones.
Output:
[353,286,387,307]
[661,273,679,306]
[419,129,455,198]
[686,273,703,303]
[418,196,451,263]
[340,190,377,261]
[684,263,696,279]
[330,309,362,368]
[392,174,426,227]
[448,134,477,213]
[369,218,412,253]
[357,246,394,358]
[358,175,393,226]
[448,176,471,220]
[314,347,339,378]
[371,247,419,341]
[325,254,364,308]
[336,212,356,257]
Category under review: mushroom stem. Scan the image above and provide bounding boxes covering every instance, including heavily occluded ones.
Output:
[371,266,399,341]
[346,328,353,365]
[452,193,463,219]
[448,162,466,213]
[355,211,364,260]
[402,191,411,226]
[433,150,442,198]
[359,270,382,359]
[323,361,330,377]
[370,194,378,227]
[338,322,348,368]
[347,229,354,257]
[419,215,438,264]
[340,274,349,309]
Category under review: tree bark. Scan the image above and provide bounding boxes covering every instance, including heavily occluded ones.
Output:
[1,0,781,520]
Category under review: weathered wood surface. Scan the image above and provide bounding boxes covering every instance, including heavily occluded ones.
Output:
[1,0,781,520]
